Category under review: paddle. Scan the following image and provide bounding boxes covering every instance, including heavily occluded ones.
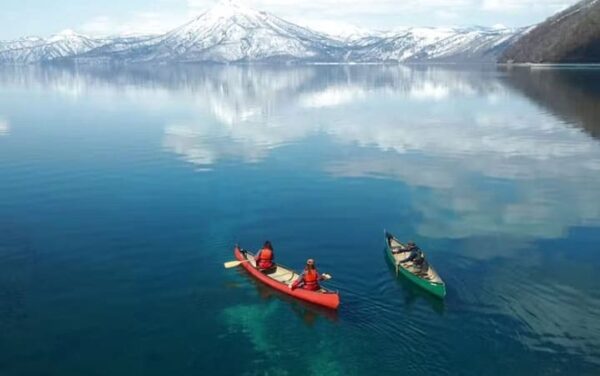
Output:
[223,259,250,269]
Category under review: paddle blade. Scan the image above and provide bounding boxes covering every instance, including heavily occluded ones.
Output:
[224,260,242,269]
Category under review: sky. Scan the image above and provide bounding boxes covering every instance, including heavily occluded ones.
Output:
[0,0,580,39]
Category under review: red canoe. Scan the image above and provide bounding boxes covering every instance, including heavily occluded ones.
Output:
[234,245,340,310]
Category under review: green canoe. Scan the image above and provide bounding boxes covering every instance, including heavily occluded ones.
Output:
[384,231,446,298]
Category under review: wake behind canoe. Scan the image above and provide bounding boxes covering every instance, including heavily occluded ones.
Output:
[234,245,340,310]
[384,231,446,298]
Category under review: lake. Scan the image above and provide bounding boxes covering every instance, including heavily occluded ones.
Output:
[0,64,599,375]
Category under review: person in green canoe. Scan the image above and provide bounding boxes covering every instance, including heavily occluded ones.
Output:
[399,242,426,268]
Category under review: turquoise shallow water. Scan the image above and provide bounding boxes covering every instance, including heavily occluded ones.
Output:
[0,65,599,375]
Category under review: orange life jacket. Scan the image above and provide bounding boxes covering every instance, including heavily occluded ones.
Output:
[303,269,319,290]
[257,248,273,269]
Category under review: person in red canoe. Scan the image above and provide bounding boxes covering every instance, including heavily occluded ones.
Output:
[255,241,275,273]
[290,259,330,291]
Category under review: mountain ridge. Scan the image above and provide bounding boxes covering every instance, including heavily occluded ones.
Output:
[500,0,600,63]
[0,0,528,65]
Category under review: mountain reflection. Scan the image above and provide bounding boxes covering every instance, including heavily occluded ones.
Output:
[2,65,599,240]
[503,66,600,140]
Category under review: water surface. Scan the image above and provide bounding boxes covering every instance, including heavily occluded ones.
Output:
[0,64,599,375]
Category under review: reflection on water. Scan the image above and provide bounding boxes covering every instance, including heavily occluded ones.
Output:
[503,66,600,140]
[9,64,596,241]
[156,64,600,241]
[0,118,9,136]
[1,65,599,374]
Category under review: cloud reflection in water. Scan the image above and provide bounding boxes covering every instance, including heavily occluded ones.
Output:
[0,119,9,136]
[2,65,598,241]
[157,65,600,240]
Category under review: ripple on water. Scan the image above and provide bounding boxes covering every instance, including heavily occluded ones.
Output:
[468,261,600,366]
[332,258,452,374]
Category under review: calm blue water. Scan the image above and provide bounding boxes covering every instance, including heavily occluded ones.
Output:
[0,65,599,375]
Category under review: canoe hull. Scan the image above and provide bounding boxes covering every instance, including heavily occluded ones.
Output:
[234,246,340,310]
[385,234,446,299]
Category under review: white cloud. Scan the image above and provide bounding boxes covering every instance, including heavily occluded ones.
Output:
[71,0,582,38]
[481,0,570,12]
[186,0,579,29]
[294,20,374,38]
[80,16,113,36]
[434,9,461,20]
[188,0,474,18]
[80,12,182,37]
[482,0,524,11]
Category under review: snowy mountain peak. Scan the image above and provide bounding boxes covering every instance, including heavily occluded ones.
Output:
[186,0,269,29]
[149,0,340,63]
[48,29,88,42]
[168,0,271,40]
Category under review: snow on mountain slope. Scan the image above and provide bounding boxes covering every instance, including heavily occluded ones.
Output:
[418,27,527,62]
[156,0,344,62]
[77,0,345,64]
[1,0,525,64]
[344,27,525,63]
[0,36,46,52]
[0,30,105,64]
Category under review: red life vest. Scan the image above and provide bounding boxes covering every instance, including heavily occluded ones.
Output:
[256,248,273,269]
[303,269,319,291]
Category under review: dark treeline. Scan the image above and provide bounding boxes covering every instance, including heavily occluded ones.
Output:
[500,0,600,63]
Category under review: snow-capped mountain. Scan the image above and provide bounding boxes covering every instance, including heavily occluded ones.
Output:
[75,0,345,64]
[0,0,526,65]
[345,26,526,63]
[0,30,105,64]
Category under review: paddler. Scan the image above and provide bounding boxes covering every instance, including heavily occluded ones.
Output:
[255,241,276,273]
[290,259,330,291]
[400,242,426,269]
